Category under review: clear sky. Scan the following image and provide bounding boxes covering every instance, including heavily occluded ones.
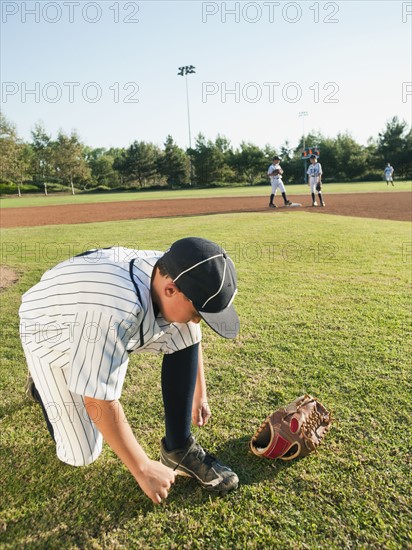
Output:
[1,0,411,151]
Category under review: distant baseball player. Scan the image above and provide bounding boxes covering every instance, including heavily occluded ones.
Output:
[383,163,394,186]
[19,238,240,504]
[307,154,325,207]
[267,156,293,208]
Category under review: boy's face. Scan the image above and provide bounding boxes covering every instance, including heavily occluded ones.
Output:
[159,283,202,324]
[310,157,316,164]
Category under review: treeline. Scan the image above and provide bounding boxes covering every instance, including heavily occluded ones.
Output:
[0,112,411,196]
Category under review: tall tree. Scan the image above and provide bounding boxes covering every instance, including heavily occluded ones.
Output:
[0,112,20,184]
[332,133,367,180]
[52,131,91,194]
[31,122,53,195]
[157,135,189,187]
[214,135,235,182]
[279,141,293,163]
[191,134,232,185]
[232,142,267,185]
[15,143,34,196]
[401,128,412,179]
[85,147,122,188]
[112,150,129,186]
[377,117,411,178]
[364,137,380,176]
[121,141,160,187]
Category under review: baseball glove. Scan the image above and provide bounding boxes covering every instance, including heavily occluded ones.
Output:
[316,181,322,192]
[250,394,332,460]
[273,169,281,176]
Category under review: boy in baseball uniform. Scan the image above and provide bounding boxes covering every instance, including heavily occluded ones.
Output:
[267,156,293,208]
[383,163,394,186]
[20,237,240,504]
[307,154,325,207]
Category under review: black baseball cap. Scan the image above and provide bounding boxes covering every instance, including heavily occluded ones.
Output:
[310,154,317,159]
[161,237,239,339]
[272,155,281,161]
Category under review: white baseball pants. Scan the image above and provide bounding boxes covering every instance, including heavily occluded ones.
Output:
[22,345,103,467]
[271,178,286,194]
[309,178,321,194]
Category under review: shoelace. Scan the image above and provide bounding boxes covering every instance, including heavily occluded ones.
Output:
[194,444,217,467]
[202,453,217,468]
[174,439,216,471]
[186,442,217,468]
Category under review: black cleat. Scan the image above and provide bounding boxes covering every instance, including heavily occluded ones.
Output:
[25,374,40,403]
[160,435,239,495]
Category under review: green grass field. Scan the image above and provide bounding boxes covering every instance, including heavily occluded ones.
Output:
[1,181,410,209]
[1,210,411,548]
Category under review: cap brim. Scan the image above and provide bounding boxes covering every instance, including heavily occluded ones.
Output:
[199,304,240,339]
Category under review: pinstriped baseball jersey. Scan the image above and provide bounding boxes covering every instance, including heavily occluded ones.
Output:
[19,247,201,400]
[268,163,283,181]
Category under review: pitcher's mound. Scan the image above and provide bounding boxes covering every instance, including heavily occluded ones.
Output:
[0,266,18,291]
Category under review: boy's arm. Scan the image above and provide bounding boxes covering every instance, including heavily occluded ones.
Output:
[192,343,211,427]
[84,396,175,504]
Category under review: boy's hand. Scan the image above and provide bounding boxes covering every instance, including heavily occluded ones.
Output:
[192,400,211,427]
[135,459,176,504]
[84,396,175,505]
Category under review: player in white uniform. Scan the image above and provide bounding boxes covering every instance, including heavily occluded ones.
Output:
[307,154,325,207]
[267,155,293,208]
[19,238,240,503]
[383,163,394,186]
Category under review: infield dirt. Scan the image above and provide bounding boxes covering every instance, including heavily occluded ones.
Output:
[1,191,410,228]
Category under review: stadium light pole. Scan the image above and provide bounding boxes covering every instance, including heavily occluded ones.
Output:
[299,111,308,183]
[178,65,196,185]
